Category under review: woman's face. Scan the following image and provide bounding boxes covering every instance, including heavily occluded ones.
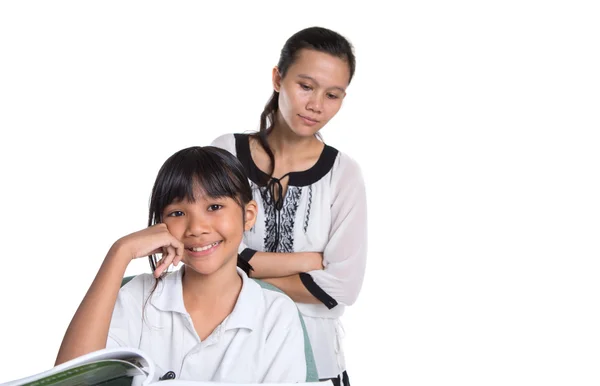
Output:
[274,48,351,137]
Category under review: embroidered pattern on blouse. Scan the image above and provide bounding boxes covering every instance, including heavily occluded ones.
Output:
[304,185,312,233]
[260,186,277,251]
[261,186,302,252]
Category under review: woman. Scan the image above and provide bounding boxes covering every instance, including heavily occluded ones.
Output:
[212,26,367,386]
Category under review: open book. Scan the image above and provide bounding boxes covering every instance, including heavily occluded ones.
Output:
[0,348,333,386]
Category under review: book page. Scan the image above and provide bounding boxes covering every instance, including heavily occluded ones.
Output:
[0,348,154,386]
[17,359,145,386]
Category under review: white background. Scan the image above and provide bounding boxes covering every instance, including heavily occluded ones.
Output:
[1,1,599,385]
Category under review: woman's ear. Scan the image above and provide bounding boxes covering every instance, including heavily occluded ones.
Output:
[272,66,282,92]
[244,200,258,231]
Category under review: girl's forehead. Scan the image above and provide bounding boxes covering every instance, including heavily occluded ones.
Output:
[191,183,207,200]
[169,190,230,205]
[188,180,217,201]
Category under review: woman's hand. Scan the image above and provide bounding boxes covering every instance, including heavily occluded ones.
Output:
[303,252,324,272]
[111,224,184,277]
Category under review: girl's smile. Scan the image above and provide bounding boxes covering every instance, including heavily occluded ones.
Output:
[184,240,223,258]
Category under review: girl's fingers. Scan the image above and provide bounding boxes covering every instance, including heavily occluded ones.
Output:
[153,261,164,278]
[148,247,163,256]
[175,241,185,264]
[164,246,176,267]
[165,235,184,267]
[154,260,167,278]
[172,241,184,266]
[153,247,169,278]
[173,252,182,267]
[149,232,185,278]
[153,244,179,278]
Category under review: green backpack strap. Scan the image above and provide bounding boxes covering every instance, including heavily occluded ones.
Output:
[252,278,319,382]
[121,276,135,287]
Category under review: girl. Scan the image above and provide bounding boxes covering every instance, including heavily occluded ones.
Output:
[211,26,367,386]
[55,146,307,383]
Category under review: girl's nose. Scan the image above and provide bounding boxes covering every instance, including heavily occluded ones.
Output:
[185,214,211,237]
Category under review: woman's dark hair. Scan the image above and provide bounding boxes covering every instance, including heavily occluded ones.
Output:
[254,26,356,177]
[146,146,253,272]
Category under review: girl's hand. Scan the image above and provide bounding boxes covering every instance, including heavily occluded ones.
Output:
[112,224,184,277]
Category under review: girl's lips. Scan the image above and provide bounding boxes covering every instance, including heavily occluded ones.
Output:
[185,241,222,258]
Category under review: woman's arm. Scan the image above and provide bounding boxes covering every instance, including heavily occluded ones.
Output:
[266,155,367,308]
[262,274,321,304]
[55,224,183,365]
[261,156,368,309]
[301,155,368,307]
[243,250,323,279]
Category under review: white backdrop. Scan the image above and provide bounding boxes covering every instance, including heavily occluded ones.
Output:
[1,1,599,385]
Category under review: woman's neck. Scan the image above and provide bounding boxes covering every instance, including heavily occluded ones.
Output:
[268,114,322,156]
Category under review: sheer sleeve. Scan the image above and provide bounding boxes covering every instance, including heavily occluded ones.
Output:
[300,153,368,308]
[210,133,236,154]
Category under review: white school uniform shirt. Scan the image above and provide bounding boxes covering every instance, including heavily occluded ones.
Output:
[106,267,307,383]
[211,133,368,379]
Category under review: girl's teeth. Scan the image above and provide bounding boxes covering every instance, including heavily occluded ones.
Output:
[191,242,218,252]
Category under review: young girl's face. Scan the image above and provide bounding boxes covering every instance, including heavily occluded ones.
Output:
[161,187,256,276]
[273,48,350,137]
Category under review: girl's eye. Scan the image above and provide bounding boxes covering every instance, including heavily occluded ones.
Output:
[167,211,184,217]
[208,204,223,212]
[300,83,312,91]
[327,93,339,99]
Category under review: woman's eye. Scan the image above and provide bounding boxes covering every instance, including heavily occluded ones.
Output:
[208,204,223,211]
[300,84,312,91]
[167,211,184,217]
[327,93,339,99]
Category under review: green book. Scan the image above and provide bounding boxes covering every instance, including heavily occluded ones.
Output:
[0,347,334,386]
[0,348,150,386]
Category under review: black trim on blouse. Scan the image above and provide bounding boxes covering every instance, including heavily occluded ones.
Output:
[299,273,338,309]
[236,255,254,276]
[234,133,338,187]
[234,133,340,309]
[239,248,257,262]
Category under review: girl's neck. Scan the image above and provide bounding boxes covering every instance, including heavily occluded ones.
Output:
[181,263,242,312]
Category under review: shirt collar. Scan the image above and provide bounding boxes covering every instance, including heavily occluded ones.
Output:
[150,266,261,331]
[149,267,187,314]
[223,267,261,331]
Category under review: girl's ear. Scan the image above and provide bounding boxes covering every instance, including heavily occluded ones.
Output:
[244,200,258,231]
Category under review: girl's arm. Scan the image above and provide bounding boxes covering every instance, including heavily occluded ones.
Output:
[54,245,130,365]
[55,224,183,365]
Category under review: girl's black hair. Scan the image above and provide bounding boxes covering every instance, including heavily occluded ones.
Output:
[146,146,253,273]
[254,26,356,178]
